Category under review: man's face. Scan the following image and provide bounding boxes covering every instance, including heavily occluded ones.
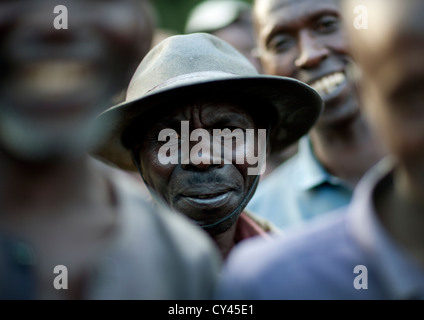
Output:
[344,0,424,164]
[0,0,153,159]
[136,100,266,234]
[254,0,359,127]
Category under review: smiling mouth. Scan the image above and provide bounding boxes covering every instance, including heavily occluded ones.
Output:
[16,60,96,98]
[310,72,346,97]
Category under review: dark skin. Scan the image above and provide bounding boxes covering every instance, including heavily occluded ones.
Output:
[253,0,385,187]
[345,0,424,266]
[133,99,267,259]
[0,0,153,126]
[0,0,154,299]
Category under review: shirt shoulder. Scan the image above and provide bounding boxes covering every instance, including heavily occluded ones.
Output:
[91,164,222,299]
[217,211,371,299]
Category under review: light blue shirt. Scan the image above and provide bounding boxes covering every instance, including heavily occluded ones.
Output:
[247,136,353,230]
[217,158,424,299]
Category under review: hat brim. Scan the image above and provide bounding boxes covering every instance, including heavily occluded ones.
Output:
[91,75,323,171]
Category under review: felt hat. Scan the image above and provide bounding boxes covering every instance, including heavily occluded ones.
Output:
[92,33,323,171]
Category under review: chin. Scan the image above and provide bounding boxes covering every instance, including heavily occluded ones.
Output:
[201,213,240,237]
[317,101,361,128]
[0,112,99,161]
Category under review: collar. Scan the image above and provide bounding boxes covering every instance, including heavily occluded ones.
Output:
[296,136,348,191]
[234,211,273,243]
[348,157,424,299]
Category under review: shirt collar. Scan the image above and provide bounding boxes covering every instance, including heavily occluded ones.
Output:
[234,212,272,243]
[348,157,424,299]
[296,136,348,190]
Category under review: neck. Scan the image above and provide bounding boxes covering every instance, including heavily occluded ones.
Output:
[395,160,424,209]
[377,161,424,266]
[309,113,386,187]
[208,223,237,260]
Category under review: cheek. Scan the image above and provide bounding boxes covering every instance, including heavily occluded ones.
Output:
[233,134,266,179]
[139,146,174,192]
[261,52,296,77]
[389,116,424,158]
[326,29,349,55]
[364,87,424,158]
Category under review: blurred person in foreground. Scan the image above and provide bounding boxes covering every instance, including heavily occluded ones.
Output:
[246,0,387,230]
[0,0,220,300]
[92,33,323,259]
[217,0,424,299]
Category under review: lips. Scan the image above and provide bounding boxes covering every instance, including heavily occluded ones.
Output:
[309,71,346,97]
[17,60,96,98]
[179,186,234,208]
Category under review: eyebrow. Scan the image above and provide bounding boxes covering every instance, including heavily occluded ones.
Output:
[207,114,254,129]
[264,7,340,46]
[144,118,183,134]
[268,0,307,12]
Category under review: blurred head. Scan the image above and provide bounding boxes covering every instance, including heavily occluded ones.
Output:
[185,0,262,72]
[0,0,154,161]
[253,0,360,127]
[343,0,424,165]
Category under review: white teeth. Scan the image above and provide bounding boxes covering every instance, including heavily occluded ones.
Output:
[310,72,346,97]
[19,61,94,97]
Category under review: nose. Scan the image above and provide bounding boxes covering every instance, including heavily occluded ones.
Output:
[180,136,225,171]
[294,30,330,69]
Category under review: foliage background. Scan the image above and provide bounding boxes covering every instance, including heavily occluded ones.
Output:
[151,0,254,34]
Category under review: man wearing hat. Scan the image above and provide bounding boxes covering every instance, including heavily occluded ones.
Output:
[93,33,323,258]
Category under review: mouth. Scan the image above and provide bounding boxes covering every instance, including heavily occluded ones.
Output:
[309,71,346,98]
[181,191,233,207]
[15,60,97,99]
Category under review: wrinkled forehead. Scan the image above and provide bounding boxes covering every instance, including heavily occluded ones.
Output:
[156,99,258,124]
[254,0,340,19]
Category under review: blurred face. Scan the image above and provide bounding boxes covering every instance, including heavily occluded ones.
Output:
[135,100,266,235]
[213,14,263,73]
[254,0,359,127]
[0,0,153,160]
[344,0,424,164]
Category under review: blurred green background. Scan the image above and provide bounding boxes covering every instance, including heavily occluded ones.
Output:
[151,0,253,34]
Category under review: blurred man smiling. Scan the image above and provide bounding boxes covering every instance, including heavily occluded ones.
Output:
[0,0,220,300]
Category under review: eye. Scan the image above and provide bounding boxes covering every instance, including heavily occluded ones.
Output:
[315,15,340,34]
[268,34,295,53]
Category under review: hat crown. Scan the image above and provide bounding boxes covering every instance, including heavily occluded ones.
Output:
[126,33,258,102]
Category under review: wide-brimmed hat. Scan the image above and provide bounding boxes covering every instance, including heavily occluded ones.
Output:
[92,33,323,171]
